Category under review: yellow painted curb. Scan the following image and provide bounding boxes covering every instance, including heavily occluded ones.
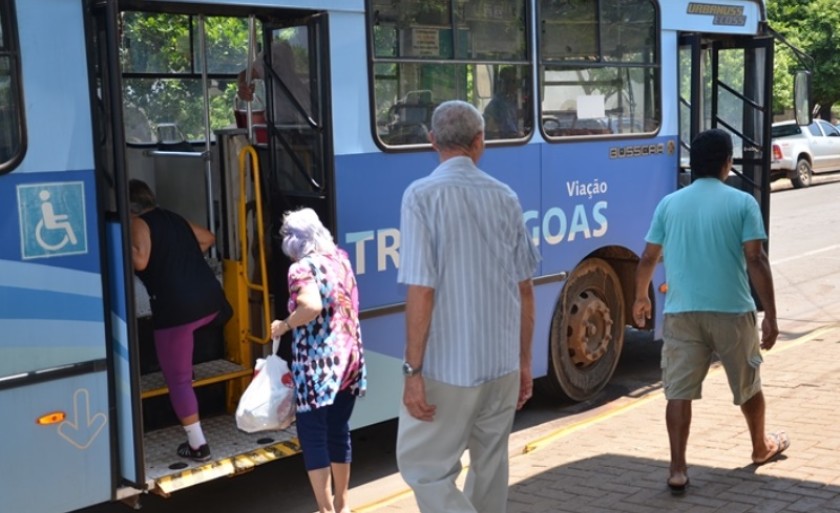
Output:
[522,392,661,454]
[771,323,838,352]
[353,467,470,513]
[353,489,415,513]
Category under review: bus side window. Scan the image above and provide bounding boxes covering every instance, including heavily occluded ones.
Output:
[0,0,26,173]
[539,0,660,141]
[369,0,530,149]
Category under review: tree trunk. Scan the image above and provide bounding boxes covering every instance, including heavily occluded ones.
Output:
[819,102,834,123]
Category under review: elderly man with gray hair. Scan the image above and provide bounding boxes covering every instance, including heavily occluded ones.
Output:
[396,100,540,513]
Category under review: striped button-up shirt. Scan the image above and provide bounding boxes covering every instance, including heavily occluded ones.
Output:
[398,156,540,387]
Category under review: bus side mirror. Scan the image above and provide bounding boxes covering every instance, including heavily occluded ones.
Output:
[794,70,812,126]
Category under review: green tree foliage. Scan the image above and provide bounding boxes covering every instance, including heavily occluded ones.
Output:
[121,13,253,141]
[768,0,840,120]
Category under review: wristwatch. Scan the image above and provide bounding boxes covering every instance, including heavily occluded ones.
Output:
[402,361,422,377]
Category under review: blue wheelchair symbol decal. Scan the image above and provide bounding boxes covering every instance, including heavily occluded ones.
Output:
[17,182,88,259]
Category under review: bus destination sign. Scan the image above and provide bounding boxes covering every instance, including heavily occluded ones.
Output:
[686,2,747,27]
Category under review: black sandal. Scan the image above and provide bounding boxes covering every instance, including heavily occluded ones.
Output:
[177,441,211,462]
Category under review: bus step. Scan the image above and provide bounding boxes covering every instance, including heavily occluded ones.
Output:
[140,359,252,399]
[143,414,300,495]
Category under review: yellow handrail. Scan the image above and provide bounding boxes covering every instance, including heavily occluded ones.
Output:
[237,145,271,344]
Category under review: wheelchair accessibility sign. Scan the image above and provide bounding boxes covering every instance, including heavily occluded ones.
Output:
[17,181,88,259]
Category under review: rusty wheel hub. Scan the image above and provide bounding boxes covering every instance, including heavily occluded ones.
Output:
[567,291,614,368]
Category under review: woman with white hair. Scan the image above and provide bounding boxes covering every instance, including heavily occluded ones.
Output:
[270,207,366,513]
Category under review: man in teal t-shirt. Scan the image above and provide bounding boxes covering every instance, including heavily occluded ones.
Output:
[633,129,788,494]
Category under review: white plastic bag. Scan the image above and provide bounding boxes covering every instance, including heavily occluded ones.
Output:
[236,338,296,433]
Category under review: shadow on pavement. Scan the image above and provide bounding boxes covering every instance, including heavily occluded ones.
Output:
[507,453,834,512]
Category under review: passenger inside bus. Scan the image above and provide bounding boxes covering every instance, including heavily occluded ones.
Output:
[382,90,436,145]
[236,35,320,192]
[236,38,311,126]
[129,179,232,462]
[483,67,522,139]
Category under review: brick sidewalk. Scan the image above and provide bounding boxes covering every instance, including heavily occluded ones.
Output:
[360,325,840,513]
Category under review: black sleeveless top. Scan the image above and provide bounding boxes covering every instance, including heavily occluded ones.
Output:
[135,208,227,329]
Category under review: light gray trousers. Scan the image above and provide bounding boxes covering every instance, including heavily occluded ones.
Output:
[396,371,519,513]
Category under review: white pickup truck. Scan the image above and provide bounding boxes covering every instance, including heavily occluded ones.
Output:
[771,119,840,188]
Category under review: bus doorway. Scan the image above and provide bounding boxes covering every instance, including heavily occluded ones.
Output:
[85,1,333,499]
[678,33,774,230]
[239,15,334,364]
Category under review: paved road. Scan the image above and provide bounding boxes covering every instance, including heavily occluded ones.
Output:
[768,172,840,338]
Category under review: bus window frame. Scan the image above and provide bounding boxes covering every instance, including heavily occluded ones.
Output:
[0,0,27,174]
[117,10,265,146]
[537,0,661,143]
[366,0,533,153]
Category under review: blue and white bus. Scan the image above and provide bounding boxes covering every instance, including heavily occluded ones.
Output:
[0,0,808,511]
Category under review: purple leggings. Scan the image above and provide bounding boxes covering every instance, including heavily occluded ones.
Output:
[153,312,219,420]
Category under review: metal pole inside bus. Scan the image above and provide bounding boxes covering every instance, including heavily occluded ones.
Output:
[246,16,256,142]
[197,15,217,259]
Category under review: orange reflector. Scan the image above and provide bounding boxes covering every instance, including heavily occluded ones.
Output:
[36,412,66,425]
[659,283,668,294]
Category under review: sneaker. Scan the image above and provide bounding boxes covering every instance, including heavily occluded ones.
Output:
[177,442,211,462]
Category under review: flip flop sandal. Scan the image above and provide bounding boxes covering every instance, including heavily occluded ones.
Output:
[753,431,790,466]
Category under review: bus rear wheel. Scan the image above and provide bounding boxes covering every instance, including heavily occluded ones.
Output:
[543,258,625,402]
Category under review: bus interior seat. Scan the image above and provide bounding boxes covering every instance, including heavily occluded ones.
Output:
[384,90,435,145]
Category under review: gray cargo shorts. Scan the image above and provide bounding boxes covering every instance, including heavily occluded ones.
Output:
[662,311,762,405]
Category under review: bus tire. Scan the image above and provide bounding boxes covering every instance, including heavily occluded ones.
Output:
[542,258,625,402]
